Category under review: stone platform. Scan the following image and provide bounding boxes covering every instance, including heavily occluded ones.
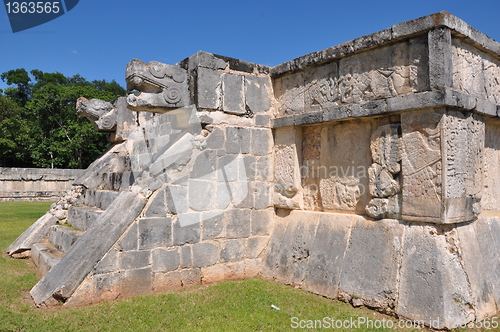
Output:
[7,11,500,329]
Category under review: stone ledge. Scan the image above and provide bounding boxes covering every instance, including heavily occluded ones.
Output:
[272,89,499,128]
[271,11,500,77]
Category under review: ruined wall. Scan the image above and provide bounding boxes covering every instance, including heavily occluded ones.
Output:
[9,11,500,330]
[0,168,84,201]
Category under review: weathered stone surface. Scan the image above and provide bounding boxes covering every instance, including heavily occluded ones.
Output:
[368,163,400,198]
[246,236,269,259]
[192,242,220,268]
[251,128,273,156]
[143,186,167,217]
[197,67,222,110]
[138,217,172,249]
[370,124,401,174]
[339,219,403,309]
[188,179,217,211]
[223,74,245,115]
[76,97,117,132]
[7,212,57,255]
[274,127,303,209]
[302,213,354,298]
[319,120,373,212]
[116,223,138,251]
[173,214,200,245]
[245,76,271,114]
[152,248,180,273]
[220,239,245,262]
[121,268,152,298]
[120,250,150,270]
[226,127,250,154]
[428,27,453,90]
[30,192,146,305]
[201,211,224,240]
[225,209,251,239]
[397,224,473,329]
[365,198,388,219]
[49,225,82,253]
[250,209,273,236]
[93,248,118,274]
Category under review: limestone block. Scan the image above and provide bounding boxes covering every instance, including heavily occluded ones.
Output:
[254,114,271,127]
[368,163,400,198]
[365,198,388,219]
[93,272,121,302]
[143,185,167,218]
[251,128,273,156]
[274,127,303,209]
[201,211,224,240]
[455,222,497,320]
[401,109,484,223]
[220,239,245,262]
[7,212,57,256]
[119,250,150,270]
[253,182,272,210]
[246,236,269,259]
[188,179,217,211]
[116,223,138,251]
[153,271,183,292]
[397,224,474,329]
[173,214,200,245]
[222,74,245,115]
[250,209,273,237]
[180,268,203,287]
[138,217,172,249]
[190,149,217,180]
[483,122,500,211]
[225,209,251,239]
[274,72,305,116]
[452,38,485,100]
[428,27,453,90]
[152,248,180,273]
[192,242,220,267]
[261,213,287,278]
[197,67,222,110]
[121,268,152,298]
[93,249,118,274]
[304,62,339,112]
[201,264,226,284]
[180,245,192,269]
[245,75,271,114]
[319,120,373,213]
[225,127,250,154]
[269,211,320,284]
[339,219,403,309]
[203,127,225,149]
[165,185,188,214]
[370,124,401,174]
[302,213,354,299]
[217,155,238,182]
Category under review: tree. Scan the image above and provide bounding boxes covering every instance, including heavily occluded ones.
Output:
[0,69,127,169]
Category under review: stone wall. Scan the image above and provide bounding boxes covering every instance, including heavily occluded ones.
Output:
[0,168,84,201]
[8,11,500,330]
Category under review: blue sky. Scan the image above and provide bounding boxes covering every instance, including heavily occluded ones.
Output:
[1,0,499,91]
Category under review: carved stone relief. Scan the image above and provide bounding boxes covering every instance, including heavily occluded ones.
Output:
[452,38,500,105]
[319,120,373,213]
[275,37,429,117]
[401,110,443,222]
[274,127,304,209]
[483,121,500,211]
[365,123,402,219]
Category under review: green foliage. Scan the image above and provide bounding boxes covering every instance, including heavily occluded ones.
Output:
[0,69,126,169]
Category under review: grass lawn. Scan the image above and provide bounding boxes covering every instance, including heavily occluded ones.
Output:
[0,201,491,331]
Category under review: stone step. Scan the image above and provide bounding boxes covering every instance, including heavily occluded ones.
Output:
[67,206,103,231]
[49,225,83,253]
[32,242,64,275]
[84,190,122,210]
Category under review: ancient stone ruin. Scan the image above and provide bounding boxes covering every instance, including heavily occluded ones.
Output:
[7,12,500,329]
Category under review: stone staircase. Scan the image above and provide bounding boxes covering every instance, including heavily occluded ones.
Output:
[30,189,122,276]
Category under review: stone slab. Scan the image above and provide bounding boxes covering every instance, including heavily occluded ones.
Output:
[30,191,146,305]
[7,212,58,256]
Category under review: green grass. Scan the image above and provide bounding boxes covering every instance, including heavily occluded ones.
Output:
[0,201,492,331]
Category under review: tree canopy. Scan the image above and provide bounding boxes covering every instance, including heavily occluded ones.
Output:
[0,69,126,169]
